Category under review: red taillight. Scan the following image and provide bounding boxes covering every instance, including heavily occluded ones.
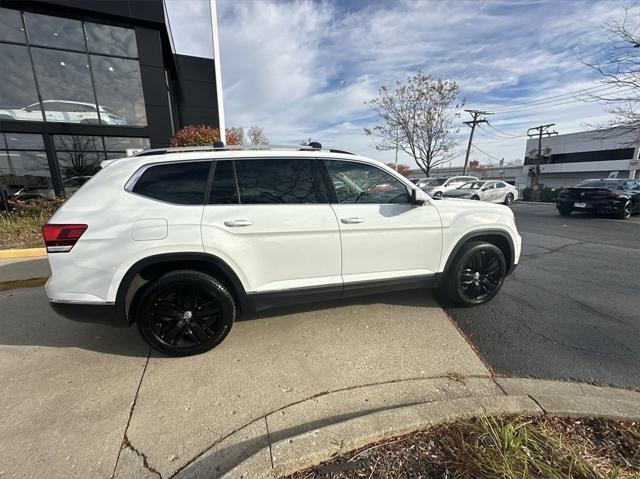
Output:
[42,224,88,253]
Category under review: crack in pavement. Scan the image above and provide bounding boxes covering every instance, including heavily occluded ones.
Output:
[518,240,584,263]
[111,349,155,478]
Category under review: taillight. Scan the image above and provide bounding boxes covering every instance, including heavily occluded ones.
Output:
[42,224,88,253]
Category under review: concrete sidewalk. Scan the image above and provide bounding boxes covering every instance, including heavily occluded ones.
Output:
[1,286,639,479]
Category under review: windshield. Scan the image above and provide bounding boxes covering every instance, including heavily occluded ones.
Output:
[420,178,447,187]
[459,181,483,189]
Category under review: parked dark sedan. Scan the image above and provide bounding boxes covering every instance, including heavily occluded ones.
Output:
[556,178,640,219]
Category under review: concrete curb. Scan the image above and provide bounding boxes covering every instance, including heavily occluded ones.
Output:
[0,247,46,259]
[173,377,640,479]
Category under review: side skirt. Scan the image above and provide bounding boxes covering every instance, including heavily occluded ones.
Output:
[247,274,440,312]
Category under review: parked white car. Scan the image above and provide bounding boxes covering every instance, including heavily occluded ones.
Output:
[444,180,519,205]
[417,175,479,198]
[0,100,125,125]
[43,145,521,356]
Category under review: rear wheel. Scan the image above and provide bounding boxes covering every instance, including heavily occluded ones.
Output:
[615,200,632,219]
[135,270,235,356]
[471,195,480,200]
[438,241,506,306]
[504,193,514,205]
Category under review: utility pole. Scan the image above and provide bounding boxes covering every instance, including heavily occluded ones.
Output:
[463,110,491,174]
[527,124,558,197]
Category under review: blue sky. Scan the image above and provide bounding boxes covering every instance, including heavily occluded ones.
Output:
[165,0,638,168]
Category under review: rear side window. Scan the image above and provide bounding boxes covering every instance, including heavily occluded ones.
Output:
[209,160,239,204]
[234,158,324,204]
[132,161,211,205]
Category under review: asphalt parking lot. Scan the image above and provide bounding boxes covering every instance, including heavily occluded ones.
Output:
[446,202,640,389]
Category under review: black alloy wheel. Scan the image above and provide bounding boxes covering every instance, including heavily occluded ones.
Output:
[504,193,514,205]
[438,241,506,306]
[135,270,235,356]
[616,200,632,219]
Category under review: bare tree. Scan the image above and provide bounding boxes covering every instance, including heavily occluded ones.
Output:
[247,126,269,145]
[586,10,640,133]
[365,72,464,177]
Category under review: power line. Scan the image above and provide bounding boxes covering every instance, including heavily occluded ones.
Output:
[485,122,523,139]
[472,144,502,162]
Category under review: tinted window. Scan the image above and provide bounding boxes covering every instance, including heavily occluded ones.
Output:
[0,8,26,43]
[235,159,323,204]
[495,182,506,189]
[0,43,42,121]
[326,160,410,204]
[85,22,137,58]
[209,161,238,204]
[132,162,211,205]
[24,12,85,50]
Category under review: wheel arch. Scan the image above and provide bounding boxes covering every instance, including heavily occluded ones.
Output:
[115,252,250,324]
[442,229,516,277]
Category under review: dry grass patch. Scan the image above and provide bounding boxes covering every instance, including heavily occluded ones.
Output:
[285,415,640,479]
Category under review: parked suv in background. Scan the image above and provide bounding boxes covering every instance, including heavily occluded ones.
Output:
[44,145,521,356]
[417,175,479,198]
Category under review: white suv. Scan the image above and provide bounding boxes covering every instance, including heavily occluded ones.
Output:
[417,175,479,198]
[43,145,521,356]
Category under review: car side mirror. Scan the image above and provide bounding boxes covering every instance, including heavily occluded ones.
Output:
[411,188,427,205]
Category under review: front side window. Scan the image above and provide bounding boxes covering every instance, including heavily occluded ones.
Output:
[131,162,211,205]
[235,159,323,204]
[326,160,410,204]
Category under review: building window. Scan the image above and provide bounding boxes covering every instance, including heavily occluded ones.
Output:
[54,135,149,194]
[0,9,146,127]
[0,43,43,122]
[0,133,53,200]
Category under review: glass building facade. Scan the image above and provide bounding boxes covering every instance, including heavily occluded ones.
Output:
[0,0,221,200]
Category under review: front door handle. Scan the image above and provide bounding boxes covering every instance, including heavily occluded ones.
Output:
[224,219,253,227]
[340,217,364,224]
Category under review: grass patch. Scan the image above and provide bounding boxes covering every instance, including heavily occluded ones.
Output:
[0,198,64,249]
[285,415,640,479]
[0,277,48,292]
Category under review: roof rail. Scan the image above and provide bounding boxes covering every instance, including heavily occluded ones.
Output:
[133,144,357,157]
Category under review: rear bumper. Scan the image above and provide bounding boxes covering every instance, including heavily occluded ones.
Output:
[49,301,128,327]
[557,198,625,214]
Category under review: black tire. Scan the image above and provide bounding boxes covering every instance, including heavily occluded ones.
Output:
[558,206,572,216]
[433,191,443,198]
[437,241,506,306]
[504,193,514,205]
[135,270,235,356]
[615,200,632,219]
[471,195,480,201]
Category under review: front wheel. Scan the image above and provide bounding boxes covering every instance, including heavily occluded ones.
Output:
[615,200,632,219]
[504,193,514,205]
[135,270,235,356]
[433,191,443,198]
[471,195,480,201]
[437,241,506,306]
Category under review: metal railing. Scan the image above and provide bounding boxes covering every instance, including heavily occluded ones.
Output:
[134,144,356,157]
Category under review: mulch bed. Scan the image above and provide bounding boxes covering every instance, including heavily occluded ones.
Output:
[284,416,640,479]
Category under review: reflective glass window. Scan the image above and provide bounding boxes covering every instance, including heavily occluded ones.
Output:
[0,8,26,43]
[0,43,43,122]
[85,22,137,58]
[24,12,85,50]
[31,48,97,124]
[0,133,52,199]
[235,159,323,204]
[91,55,147,126]
[209,161,239,204]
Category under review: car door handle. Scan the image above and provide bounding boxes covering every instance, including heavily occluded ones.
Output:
[224,220,253,227]
[340,217,364,224]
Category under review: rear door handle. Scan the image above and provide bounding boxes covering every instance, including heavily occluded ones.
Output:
[340,217,364,224]
[224,219,253,227]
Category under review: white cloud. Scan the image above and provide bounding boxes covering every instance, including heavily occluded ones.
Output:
[168,0,638,168]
